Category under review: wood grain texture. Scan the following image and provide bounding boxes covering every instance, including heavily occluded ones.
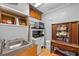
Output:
[29,5,42,20]
[18,17,27,26]
[0,11,1,23]
[52,24,57,40]
[51,40,79,53]
[52,22,78,45]
[70,22,78,45]
[16,45,37,56]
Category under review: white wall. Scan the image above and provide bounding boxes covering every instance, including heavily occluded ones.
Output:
[0,25,28,41]
[42,3,79,40]
[42,3,79,50]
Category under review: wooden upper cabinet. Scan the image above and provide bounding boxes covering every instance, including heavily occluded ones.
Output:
[29,5,42,20]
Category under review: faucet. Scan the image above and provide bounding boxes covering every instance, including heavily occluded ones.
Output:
[2,39,6,48]
[0,39,5,54]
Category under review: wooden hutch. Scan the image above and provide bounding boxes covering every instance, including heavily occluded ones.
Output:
[51,21,79,55]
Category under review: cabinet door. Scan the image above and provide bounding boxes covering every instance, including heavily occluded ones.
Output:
[33,38,41,45]
[33,39,41,55]
[41,37,44,46]
[52,24,57,40]
[29,6,42,20]
[70,22,78,45]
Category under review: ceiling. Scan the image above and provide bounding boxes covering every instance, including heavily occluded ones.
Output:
[4,3,67,14]
[30,3,66,13]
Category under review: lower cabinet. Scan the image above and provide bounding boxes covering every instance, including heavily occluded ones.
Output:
[32,37,45,55]
[41,37,45,47]
[51,40,79,55]
[32,38,42,55]
[16,45,37,56]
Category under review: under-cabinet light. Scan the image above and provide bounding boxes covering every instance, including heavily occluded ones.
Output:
[34,3,42,7]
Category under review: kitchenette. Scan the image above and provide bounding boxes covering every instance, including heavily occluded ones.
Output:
[0,3,79,56]
[0,3,44,56]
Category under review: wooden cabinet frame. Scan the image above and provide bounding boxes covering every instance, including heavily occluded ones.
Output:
[0,11,16,24]
[0,11,28,26]
[29,4,42,20]
[18,17,27,26]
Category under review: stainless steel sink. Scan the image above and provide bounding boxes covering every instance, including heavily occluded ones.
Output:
[1,39,32,55]
[5,39,29,49]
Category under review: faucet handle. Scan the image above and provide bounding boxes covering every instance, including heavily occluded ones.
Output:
[2,39,6,48]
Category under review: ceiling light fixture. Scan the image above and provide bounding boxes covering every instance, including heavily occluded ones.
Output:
[34,3,42,7]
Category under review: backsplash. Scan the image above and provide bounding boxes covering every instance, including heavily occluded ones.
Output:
[0,25,28,41]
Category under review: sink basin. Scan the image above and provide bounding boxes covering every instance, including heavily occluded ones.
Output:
[2,39,32,55]
[5,39,29,49]
[9,43,22,49]
[9,40,29,49]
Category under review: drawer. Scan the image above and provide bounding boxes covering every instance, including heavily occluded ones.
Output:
[52,43,79,53]
[52,43,61,48]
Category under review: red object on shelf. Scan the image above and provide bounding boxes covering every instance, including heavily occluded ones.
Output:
[2,19,8,24]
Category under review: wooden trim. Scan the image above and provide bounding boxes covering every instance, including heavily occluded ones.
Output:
[78,22,79,45]
[29,4,43,14]
[0,11,1,23]
[52,21,78,25]
[77,23,79,45]
[52,40,79,48]
[68,23,72,43]
[29,16,42,20]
